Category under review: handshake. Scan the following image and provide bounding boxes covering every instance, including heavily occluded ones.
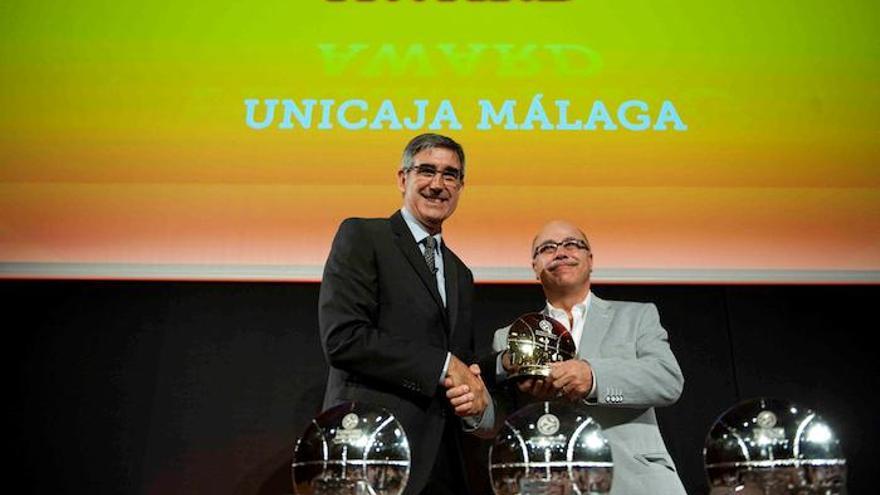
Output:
[441,312,596,417]
[443,355,490,417]
[441,349,595,419]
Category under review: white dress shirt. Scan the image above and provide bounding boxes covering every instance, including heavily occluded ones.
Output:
[545,291,593,351]
[400,207,446,306]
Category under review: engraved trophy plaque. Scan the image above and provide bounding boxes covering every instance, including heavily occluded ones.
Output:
[489,401,613,495]
[507,313,577,379]
[292,402,410,495]
[704,397,847,494]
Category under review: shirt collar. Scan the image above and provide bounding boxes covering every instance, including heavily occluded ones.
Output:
[546,290,592,321]
[400,207,442,249]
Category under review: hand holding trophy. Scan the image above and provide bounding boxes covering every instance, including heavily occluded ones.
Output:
[505,313,576,379]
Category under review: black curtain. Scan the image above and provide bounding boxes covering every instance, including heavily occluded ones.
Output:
[6,280,876,494]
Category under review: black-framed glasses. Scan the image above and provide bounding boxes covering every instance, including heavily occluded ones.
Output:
[407,164,462,187]
[533,238,590,258]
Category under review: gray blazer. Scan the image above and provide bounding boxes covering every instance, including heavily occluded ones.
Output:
[491,294,686,495]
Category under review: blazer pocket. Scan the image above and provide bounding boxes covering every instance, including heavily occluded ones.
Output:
[340,383,402,411]
[633,453,677,473]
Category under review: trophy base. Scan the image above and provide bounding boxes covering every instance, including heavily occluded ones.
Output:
[509,365,552,379]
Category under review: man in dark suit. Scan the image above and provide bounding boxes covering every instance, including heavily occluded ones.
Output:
[319,134,493,495]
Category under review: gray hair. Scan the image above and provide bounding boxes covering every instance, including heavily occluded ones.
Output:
[400,133,466,180]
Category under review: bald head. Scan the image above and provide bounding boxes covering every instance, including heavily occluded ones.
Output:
[530,220,593,302]
[531,220,591,255]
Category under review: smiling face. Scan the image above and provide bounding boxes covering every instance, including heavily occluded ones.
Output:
[531,220,593,294]
[397,147,464,233]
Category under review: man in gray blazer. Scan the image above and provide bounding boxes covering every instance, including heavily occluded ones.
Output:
[486,220,686,495]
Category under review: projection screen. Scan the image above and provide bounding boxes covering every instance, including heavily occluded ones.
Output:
[1,1,878,283]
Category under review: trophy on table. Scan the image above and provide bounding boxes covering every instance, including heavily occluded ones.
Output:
[292,401,410,495]
[703,397,847,495]
[489,400,614,495]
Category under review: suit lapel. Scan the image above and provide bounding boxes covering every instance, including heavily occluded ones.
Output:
[443,245,459,339]
[579,294,613,360]
[389,211,448,323]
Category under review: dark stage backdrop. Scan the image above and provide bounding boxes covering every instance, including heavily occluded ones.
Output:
[6,281,876,494]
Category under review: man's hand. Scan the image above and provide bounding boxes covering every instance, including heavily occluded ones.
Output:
[516,377,557,400]
[501,350,515,373]
[444,356,489,417]
[548,360,593,401]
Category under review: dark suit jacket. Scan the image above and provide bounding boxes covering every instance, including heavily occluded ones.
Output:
[318,210,476,495]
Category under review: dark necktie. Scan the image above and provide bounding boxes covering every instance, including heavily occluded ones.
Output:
[423,236,437,274]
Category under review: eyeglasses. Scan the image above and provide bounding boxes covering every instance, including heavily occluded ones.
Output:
[533,238,590,258]
[406,164,463,187]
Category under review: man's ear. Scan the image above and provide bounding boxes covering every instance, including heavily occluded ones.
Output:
[397,169,406,194]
